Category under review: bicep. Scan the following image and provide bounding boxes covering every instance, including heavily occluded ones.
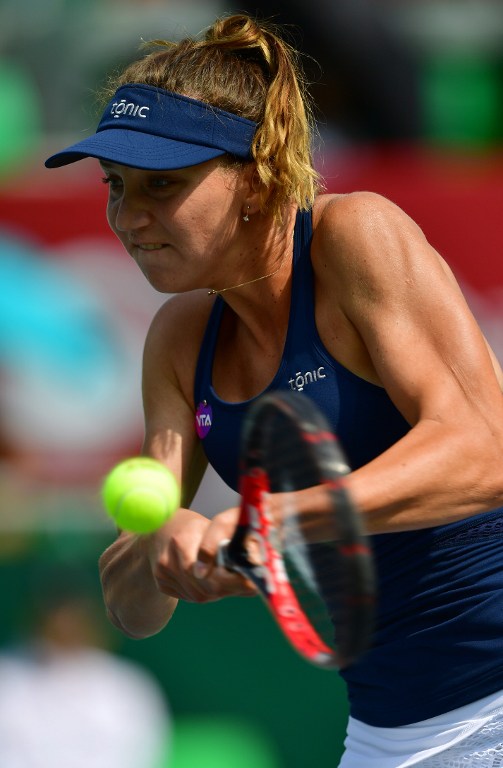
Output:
[358,267,490,426]
[399,316,494,436]
[313,193,503,529]
[140,299,208,506]
[141,392,207,508]
[332,194,502,426]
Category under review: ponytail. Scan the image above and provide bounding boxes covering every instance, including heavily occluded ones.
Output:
[102,13,322,220]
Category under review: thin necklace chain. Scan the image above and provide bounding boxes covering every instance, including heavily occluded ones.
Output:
[207,232,293,297]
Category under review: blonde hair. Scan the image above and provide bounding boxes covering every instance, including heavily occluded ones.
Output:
[101,14,322,221]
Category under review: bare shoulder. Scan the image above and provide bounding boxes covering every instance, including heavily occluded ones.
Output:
[147,290,214,345]
[143,290,216,403]
[311,191,442,294]
[313,191,426,259]
[314,189,408,219]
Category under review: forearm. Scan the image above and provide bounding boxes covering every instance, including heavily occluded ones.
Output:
[99,531,177,639]
[348,417,503,534]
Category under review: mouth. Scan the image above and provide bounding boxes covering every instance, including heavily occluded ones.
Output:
[133,243,168,252]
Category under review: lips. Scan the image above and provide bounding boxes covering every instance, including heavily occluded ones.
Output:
[134,243,166,251]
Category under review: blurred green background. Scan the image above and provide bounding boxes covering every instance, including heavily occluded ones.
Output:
[0,1,502,765]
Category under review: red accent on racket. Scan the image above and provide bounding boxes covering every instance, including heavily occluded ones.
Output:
[218,390,376,669]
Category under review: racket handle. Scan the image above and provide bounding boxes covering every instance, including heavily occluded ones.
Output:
[217,540,232,569]
[218,537,272,598]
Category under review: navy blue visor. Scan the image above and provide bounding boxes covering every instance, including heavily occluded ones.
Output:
[45,83,258,170]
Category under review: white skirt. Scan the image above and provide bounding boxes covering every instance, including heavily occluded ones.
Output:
[338,690,503,767]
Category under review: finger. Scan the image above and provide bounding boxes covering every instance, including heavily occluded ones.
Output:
[193,555,257,597]
[153,538,255,601]
[193,508,241,579]
[156,567,255,601]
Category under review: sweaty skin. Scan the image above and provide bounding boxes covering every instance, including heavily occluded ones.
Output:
[98,163,503,639]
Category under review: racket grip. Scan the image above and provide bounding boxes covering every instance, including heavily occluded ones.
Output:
[217,540,232,569]
[217,538,252,580]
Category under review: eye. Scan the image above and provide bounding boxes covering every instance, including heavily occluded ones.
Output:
[101,175,123,190]
[149,176,175,189]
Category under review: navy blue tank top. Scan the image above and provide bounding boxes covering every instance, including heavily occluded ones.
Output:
[194,210,503,727]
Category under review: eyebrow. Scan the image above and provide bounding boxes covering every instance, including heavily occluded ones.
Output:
[99,162,183,176]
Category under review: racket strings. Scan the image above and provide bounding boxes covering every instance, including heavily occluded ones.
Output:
[256,403,373,665]
[282,540,347,651]
[235,391,376,668]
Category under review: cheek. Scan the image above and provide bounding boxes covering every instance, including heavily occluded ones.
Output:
[105,200,115,231]
[185,192,240,240]
[105,201,124,243]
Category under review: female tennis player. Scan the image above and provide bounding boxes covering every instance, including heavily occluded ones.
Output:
[45,13,503,767]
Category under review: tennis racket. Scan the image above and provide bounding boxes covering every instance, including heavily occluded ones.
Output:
[218,390,375,669]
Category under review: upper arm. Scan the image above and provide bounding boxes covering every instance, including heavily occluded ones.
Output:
[310,193,503,529]
[316,192,503,433]
[140,292,211,506]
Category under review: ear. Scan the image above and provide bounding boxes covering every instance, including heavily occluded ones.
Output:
[241,165,263,216]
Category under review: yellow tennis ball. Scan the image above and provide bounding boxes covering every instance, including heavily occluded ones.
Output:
[102,457,180,533]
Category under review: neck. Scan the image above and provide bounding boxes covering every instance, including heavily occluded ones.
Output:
[208,248,290,296]
[207,209,297,298]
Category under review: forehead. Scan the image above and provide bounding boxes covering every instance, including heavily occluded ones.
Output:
[99,160,179,175]
[98,158,232,177]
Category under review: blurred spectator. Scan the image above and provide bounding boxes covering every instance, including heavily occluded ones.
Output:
[0,564,171,768]
[0,232,164,485]
[236,0,422,143]
[0,0,225,136]
[1,0,502,148]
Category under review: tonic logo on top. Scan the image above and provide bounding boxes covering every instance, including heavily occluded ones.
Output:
[111,100,150,119]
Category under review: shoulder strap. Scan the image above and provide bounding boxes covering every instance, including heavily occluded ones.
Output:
[287,209,315,339]
[193,297,225,407]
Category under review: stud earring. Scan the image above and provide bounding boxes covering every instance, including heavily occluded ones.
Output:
[243,205,250,222]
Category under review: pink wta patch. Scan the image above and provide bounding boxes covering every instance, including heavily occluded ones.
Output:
[195,401,213,438]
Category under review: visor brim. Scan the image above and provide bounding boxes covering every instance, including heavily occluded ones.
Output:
[45,129,228,170]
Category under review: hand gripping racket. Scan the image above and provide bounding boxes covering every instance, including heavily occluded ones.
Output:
[218,390,376,669]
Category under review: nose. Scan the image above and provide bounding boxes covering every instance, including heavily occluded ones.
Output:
[109,190,152,233]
